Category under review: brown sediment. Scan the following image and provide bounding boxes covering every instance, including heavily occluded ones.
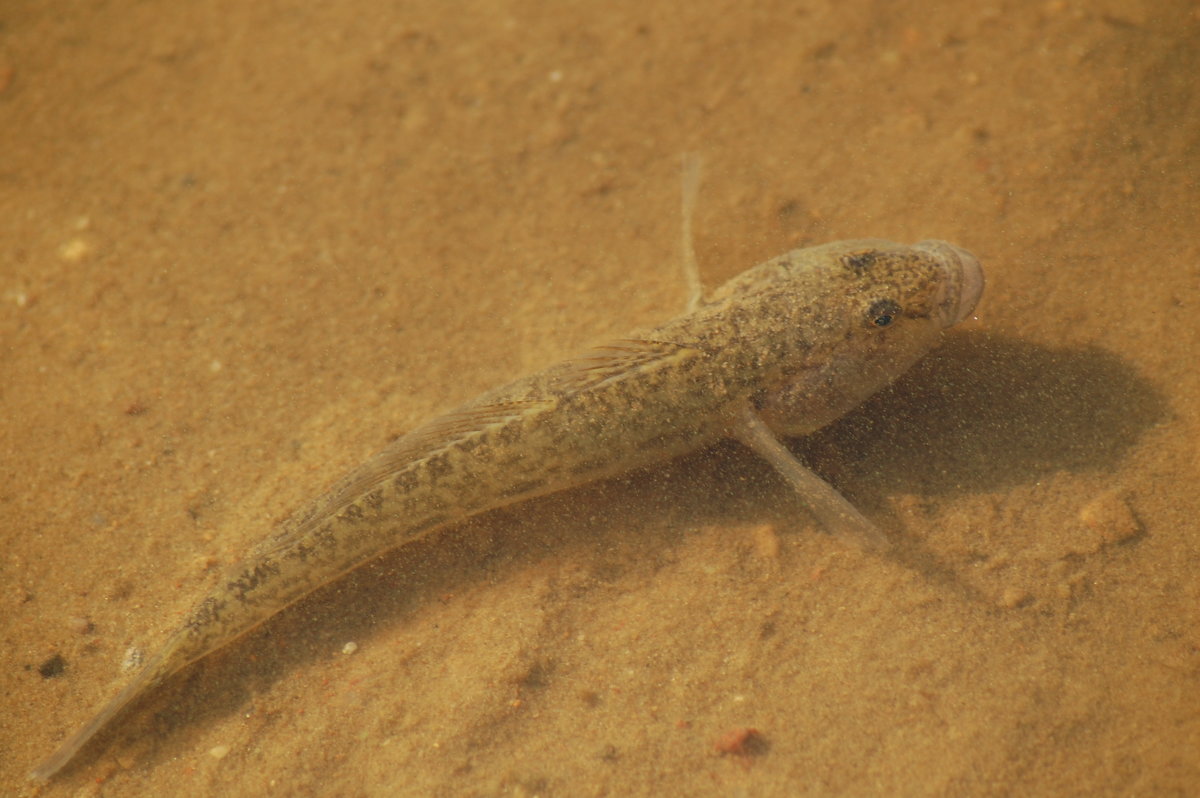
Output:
[3,2,1196,795]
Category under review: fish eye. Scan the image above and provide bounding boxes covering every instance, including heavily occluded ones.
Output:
[867,299,901,328]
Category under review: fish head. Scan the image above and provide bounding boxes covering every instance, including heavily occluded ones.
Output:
[827,238,984,333]
[749,238,984,436]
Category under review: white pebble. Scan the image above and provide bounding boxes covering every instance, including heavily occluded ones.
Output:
[59,238,93,262]
[342,641,358,655]
[121,647,145,672]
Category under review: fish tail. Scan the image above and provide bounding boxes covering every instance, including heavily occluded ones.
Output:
[29,630,190,782]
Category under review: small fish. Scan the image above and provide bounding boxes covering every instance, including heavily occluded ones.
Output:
[31,169,983,781]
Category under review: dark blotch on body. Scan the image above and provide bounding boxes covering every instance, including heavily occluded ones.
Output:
[187,596,228,636]
[227,559,283,603]
[842,250,880,273]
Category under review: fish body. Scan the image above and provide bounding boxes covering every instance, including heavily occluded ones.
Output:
[32,237,982,781]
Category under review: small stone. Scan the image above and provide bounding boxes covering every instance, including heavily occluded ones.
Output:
[342,641,358,655]
[1043,491,1142,559]
[713,727,767,756]
[192,554,220,572]
[68,616,94,634]
[59,238,93,262]
[209,744,230,760]
[121,646,145,673]
[1078,492,1141,546]
[750,524,780,560]
[998,586,1030,609]
[38,653,67,678]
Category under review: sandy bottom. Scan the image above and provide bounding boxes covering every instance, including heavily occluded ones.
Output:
[2,1,1198,795]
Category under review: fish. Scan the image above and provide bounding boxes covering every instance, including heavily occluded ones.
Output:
[30,171,983,781]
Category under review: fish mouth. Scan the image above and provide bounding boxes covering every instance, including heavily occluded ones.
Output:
[916,240,985,327]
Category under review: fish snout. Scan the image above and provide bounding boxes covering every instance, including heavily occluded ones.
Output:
[916,240,984,327]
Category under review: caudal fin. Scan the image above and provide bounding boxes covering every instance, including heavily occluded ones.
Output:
[29,639,181,782]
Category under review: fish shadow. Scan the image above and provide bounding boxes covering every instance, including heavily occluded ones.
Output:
[798,329,1169,497]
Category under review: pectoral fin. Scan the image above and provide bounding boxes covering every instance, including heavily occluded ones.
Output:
[731,406,891,551]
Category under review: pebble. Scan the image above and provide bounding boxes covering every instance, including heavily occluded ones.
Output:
[997,585,1030,609]
[38,653,67,678]
[749,524,781,560]
[121,646,145,673]
[1078,491,1141,546]
[68,616,94,634]
[209,744,230,760]
[1040,491,1143,559]
[58,238,93,262]
[342,641,358,655]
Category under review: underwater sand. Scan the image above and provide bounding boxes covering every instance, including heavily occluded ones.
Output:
[2,1,1198,795]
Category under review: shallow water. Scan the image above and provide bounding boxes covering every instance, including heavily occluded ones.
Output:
[2,1,1197,795]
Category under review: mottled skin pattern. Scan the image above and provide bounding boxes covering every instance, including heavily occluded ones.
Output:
[32,238,981,781]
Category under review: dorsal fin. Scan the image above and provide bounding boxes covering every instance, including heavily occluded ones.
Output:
[300,398,553,522]
[375,337,703,473]
[374,338,701,471]
[550,337,705,394]
[388,399,550,461]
